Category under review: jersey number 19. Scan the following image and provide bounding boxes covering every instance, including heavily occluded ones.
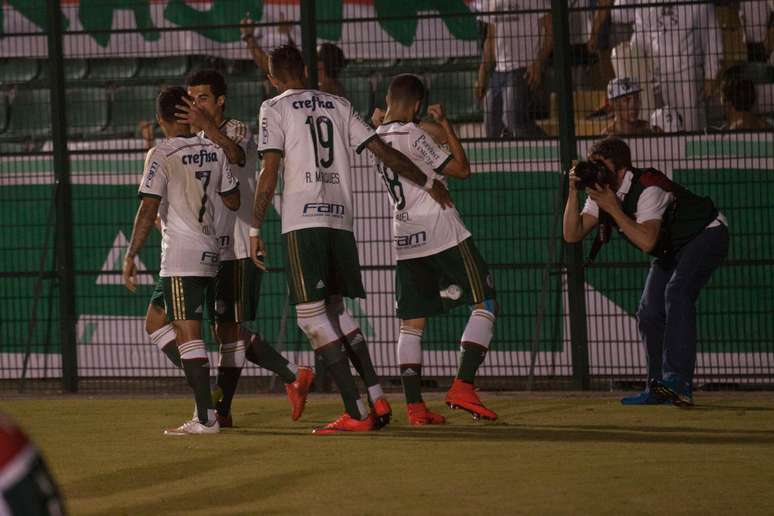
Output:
[305,115,334,168]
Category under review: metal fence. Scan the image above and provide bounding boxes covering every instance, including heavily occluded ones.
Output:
[0,0,772,394]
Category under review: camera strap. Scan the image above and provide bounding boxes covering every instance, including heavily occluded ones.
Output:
[586,211,614,264]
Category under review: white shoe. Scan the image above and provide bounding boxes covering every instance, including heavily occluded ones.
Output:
[164,418,220,436]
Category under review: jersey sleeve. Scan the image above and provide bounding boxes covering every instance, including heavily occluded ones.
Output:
[228,119,253,151]
[580,197,599,219]
[138,147,167,200]
[349,105,378,154]
[218,159,239,196]
[410,127,452,173]
[635,186,673,223]
[257,102,285,156]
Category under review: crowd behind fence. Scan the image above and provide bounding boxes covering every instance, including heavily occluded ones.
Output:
[0,0,772,393]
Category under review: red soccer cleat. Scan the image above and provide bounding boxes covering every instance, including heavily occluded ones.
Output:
[445,379,498,421]
[372,397,392,429]
[312,413,375,435]
[286,367,315,421]
[407,402,446,425]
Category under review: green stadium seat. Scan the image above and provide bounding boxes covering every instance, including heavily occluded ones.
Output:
[137,56,190,78]
[427,70,481,123]
[0,95,8,134]
[39,59,89,81]
[6,89,51,138]
[66,88,109,135]
[340,76,372,117]
[0,59,40,84]
[88,58,139,80]
[110,85,161,136]
[227,80,265,128]
[345,59,397,76]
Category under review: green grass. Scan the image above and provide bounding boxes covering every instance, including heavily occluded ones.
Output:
[2,394,774,515]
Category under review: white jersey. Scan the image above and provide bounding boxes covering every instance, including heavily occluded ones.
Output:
[257,89,376,234]
[477,0,551,71]
[374,122,471,261]
[199,119,257,261]
[138,135,239,277]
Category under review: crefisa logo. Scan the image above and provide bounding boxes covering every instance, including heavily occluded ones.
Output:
[182,149,218,165]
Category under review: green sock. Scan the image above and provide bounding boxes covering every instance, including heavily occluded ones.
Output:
[244,331,297,384]
[457,343,487,384]
[344,332,379,388]
[182,358,213,423]
[400,365,423,404]
[216,367,242,416]
[317,343,363,419]
[161,343,181,369]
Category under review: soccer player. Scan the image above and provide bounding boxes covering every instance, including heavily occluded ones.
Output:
[249,45,453,434]
[372,75,499,424]
[170,69,314,426]
[123,86,239,435]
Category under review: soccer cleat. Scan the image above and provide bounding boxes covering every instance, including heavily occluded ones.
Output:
[312,413,375,435]
[286,367,315,421]
[655,376,694,407]
[620,380,672,405]
[216,412,234,428]
[445,379,498,421]
[407,402,446,425]
[164,418,220,436]
[371,397,392,429]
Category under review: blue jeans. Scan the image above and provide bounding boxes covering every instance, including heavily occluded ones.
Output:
[636,224,729,385]
[485,69,543,138]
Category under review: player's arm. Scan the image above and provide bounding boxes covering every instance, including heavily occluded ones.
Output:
[426,104,469,180]
[241,13,271,74]
[175,98,246,166]
[366,137,454,209]
[563,168,598,243]
[418,120,449,146]
[527,12,553,91]
[587,0,612,52]
[249,151,281,269]
[221,189,240,211]
[475,22,495,101]
[123,196,160,292]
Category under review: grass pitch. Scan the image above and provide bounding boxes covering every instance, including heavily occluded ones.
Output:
[2,393,774,515]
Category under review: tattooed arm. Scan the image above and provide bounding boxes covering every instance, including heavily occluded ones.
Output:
[123,196,160,292]
[250,150,282,270]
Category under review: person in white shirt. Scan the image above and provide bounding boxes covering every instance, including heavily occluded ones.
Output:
[738,0,773,62]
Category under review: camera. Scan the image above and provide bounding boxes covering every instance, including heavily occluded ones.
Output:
[571,160,616,190]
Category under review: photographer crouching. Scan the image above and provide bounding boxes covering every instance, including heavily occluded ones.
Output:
[563,137,729,406]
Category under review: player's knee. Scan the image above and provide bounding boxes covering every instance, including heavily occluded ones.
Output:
[296,300,339,349]
[145,305,167,335]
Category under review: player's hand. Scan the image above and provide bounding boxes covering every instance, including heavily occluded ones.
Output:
[122,254,137,293]
[250,235,268,271]
[568,165,580,192]
[240,12,254,40]
[428,179,454,210]
[587,184,619,213]
[474,80,487,102]
[175,96,215,133]
[427,104,447,124]
[526,61,543,91]
[371,107,385,127]
[586,35,598,54]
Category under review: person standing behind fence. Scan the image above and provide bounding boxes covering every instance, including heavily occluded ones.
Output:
[601,77,659,135]
[475,0,553,138]
[563,137,729,407]
[123,86,240,435]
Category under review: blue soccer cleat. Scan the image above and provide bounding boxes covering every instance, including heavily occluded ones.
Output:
[655,376,694,407]
[620,385,672,405]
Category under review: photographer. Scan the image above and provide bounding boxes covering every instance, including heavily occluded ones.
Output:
[563,138,729,406]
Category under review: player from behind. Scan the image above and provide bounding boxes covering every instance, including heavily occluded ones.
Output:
[372,75,498,423]
[123,86,240,435]
[250,45,453,434]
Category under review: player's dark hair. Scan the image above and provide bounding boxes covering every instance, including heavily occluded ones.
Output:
[156,86,190,123]
[318,43,346,79]
[186,69,227,99]
[722,78,756,112]
[269,44,305,82]
[387,74,426,106]
[588,137,632,171]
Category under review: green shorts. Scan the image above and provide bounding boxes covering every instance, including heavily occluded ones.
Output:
[150,276,165,309]
[395,238,495,320]
[208,257,264,323]
[282,227,366,305]
[160,276,212,321]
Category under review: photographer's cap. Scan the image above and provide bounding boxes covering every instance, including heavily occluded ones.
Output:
[607,77,641,100]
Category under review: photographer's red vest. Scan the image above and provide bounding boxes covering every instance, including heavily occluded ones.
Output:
[617,168,718,257]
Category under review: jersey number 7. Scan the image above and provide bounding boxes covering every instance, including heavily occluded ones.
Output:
[195,170,211,223]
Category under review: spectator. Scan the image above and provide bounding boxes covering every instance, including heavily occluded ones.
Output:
[569,0,596,88]
[650,106,685,133]
[721,77,773,130]
[613,0,723,132]
[738,0,773,62]
[240,11,296,75]
[475,0,553,138]
[602,77,658,135]
[317,42,347,97]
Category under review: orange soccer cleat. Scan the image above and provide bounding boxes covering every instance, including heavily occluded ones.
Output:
[445,379,498,421]
[371,397,392,429]
[407,402,446,425]
[312,413,375,435]
[286,367,315,421]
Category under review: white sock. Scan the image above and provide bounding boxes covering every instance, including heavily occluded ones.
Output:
[461,309,495,349]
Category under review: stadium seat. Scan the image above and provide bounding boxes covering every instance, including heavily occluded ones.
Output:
[227,80,265,128]
[0,59,40,84]
[426,70,481,123]
[0,94,8,134]
[345,59,397,76]
[40,59,89,81]
[88,58,139,80]
[340,76,372,117]
[110,85,161,136]
[137,56,190,78]
[65,88,109,135]
[6,89,51,138]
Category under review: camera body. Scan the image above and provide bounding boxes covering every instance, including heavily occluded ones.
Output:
[572,160,616,190]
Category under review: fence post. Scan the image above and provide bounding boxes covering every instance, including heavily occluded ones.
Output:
[551,0,589,389]
[47,0,78,393]
[300,0,318,89]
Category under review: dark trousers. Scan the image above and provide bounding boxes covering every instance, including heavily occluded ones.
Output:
[636,225,729,384]
[485,68,543,139]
